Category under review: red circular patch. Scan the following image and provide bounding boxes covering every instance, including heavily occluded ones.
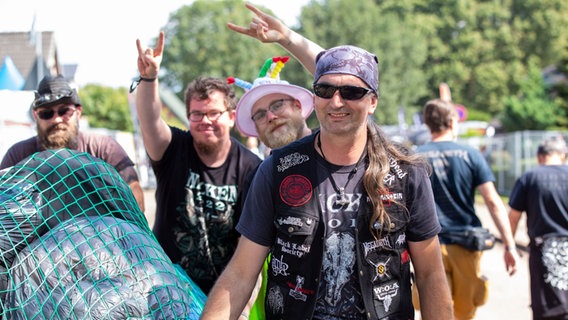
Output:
[280,175,312,206]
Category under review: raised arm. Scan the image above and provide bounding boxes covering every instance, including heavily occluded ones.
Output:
[477,181,519,275]
[134,31,172,161]
[227,2,324,76]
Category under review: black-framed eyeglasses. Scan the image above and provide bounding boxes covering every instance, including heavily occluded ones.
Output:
[31,91,74,109]
[312,83,373,100]
[251,98,295,124]
[36,106,77,120]
[189,110,227,122]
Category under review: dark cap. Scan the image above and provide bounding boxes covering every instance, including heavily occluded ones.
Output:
[31,75,81,109]
[314,45,379,96]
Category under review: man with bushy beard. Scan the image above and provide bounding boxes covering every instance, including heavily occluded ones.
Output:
[0,75,145,212]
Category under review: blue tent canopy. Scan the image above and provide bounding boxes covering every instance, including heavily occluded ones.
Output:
[0,56,25,90]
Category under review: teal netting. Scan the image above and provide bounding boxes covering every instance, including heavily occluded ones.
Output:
[0,149,206,319]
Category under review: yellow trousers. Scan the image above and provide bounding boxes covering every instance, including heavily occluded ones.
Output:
[413,244,489,320]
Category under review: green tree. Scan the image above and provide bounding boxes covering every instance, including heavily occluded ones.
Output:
[78,85,133,132]
[417,0,568,120]
[159,0,291,95]
[150,0,568,130]
[546,50,568,128]
[500,60,559,131]
[294,0,429,124]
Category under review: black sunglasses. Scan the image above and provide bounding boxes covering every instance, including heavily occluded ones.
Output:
[312,83,373,100]
[36,106,76,120]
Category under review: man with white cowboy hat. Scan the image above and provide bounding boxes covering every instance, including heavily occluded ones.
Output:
[230,56,315,320]
[233,56,314,150]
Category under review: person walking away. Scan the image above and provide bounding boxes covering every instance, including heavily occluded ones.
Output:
[509,136,568,320]
[416,98,518,319]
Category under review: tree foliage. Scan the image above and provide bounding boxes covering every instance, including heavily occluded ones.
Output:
[78,85,133,132]
[419,0,567,119]
[158,0,297,94]
[298,0,568,127]
[500,60,560,131]
[85,0,568,132]
[546,50,568,128]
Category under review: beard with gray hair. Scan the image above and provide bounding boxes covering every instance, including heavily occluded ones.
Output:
[259,113,306,149]
[37,118,80,151]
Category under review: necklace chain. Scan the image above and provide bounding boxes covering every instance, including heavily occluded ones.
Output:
[317,133,365,206]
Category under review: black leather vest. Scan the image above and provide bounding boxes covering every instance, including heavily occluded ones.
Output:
[265,135,415,320]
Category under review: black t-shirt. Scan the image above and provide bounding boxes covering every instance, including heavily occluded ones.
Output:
[509,165,568,240]
[151,127,261,292]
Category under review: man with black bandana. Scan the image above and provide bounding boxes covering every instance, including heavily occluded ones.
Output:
[202,43,452,319]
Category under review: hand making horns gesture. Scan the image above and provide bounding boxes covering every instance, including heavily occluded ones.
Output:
[136,31,165,79]
[227,3,290,44]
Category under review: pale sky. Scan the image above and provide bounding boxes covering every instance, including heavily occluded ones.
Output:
[0,0,307,88]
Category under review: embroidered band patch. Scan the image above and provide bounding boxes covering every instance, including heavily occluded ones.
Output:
[280,175,312,206]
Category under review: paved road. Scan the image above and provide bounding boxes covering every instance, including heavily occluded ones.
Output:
[143,189,534,319]
[474,242,531,319]
[472,203,532,319]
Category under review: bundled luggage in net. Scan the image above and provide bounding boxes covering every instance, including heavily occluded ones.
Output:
[0,149,206,319]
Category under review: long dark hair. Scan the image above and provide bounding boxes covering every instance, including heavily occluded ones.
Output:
[363,120,428,239]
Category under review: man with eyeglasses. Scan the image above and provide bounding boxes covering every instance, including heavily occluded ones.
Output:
[134,32,262,295]
[0,75,145,212]
[235,72,313,151]
[202,10,453,317]
[229,59,315,319]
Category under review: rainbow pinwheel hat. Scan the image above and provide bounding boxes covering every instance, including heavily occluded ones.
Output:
[229,56,313,137]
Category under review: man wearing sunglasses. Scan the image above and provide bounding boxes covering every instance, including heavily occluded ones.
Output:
[0,75,145,212]
[134,32,262,296]
[203,13,453,317]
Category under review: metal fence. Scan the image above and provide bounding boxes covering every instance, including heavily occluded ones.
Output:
[458,130,568,196]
